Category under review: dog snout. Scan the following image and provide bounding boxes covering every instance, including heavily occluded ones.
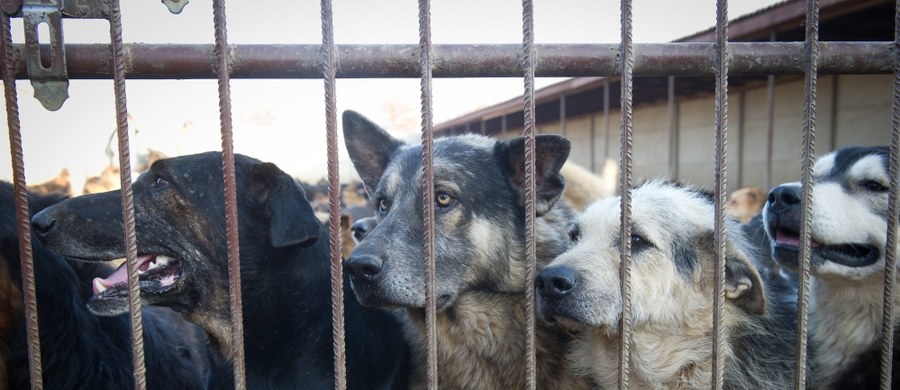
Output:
[351,217,377,243]
[346,255,384,280]
[537,266,577,299]
[767,184,801,213]
[31,209,58,239]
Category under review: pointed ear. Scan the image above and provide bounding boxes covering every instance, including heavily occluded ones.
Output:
[342,110,405,195]
[248,162,320,248]
[724,244,766,316]
[497,135,571,216]
[340,213,352,231]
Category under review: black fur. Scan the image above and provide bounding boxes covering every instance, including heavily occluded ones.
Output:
[31,152,409,389]
[831,337,900,389]
[0,181,210,389]
[824,146,889,182]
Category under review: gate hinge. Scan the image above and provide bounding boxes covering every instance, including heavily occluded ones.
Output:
[161,0,189,15]
[16,0,111,111]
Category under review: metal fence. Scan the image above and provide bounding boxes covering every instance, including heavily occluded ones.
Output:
[4,0,898,389]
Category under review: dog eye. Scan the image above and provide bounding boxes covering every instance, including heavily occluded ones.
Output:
[435,192,455,208]
[860,180,888,193]
[377,199,389,213]
[630,233,651,251]
[568,224,580,243]
[153,177,171,189]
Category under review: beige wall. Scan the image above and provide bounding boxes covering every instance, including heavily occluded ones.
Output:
[495,74,891,192]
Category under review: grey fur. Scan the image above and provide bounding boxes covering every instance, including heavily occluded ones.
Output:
[343,110,592,389]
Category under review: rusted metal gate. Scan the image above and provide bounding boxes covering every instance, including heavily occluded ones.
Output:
[3,0,898,390]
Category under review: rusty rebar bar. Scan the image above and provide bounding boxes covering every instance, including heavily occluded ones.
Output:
[711,0,729,389]
[320,0,346,389]
[211,0,246,388]
[619,0,635,389]
[880,1,900,388]
[416,0,438,388]
[2,42,892,79]
[796,0,819,389]
[109,1,147,388]
[1,12,42,390]
[521,0,538,389]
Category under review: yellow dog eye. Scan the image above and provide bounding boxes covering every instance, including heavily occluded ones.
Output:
[378,199,389,213]
[435,192,455,207]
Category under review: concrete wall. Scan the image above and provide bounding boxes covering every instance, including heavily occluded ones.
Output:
[496,74,891,191]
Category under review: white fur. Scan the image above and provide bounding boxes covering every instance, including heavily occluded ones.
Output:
[549,181,782,389]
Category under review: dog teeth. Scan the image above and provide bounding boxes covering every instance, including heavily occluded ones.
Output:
[143,256,173,273]
[94,279,108,294]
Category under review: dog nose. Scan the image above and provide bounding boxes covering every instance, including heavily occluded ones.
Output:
[767,185,801,212]
[31,211,57,238]
[536,266,577,299]
[346,255,383,279]
[351,218,377,242]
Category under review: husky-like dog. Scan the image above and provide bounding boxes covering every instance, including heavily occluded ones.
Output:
[538,181,799,389]
[764,146,897,388]
[342,111,592,389]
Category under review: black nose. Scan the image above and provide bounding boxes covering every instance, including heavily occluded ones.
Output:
[536,266,577,299]
[31,211,57,238]
[351,218,376,242]
[767,185,801,213]
[346,255,383,280]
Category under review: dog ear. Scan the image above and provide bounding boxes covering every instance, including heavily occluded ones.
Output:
[498,135,571,216]
[724,245,766,316]
[248,162,320,248]
[342,110,405,195]
[340,213,352,231]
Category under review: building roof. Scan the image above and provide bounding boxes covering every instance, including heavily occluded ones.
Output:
[434,0,892,136]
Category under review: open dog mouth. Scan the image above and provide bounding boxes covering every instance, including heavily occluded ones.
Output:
[92,254,184,299]
[774,229,880,267]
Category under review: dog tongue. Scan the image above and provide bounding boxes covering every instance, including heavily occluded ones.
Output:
[92,255,155,296]
[776,231,800,247]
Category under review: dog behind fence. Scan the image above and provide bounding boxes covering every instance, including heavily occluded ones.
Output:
[2,0,899,389]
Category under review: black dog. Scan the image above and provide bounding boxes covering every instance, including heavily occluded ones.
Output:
[32,152,409,389]
[0,181,210,389]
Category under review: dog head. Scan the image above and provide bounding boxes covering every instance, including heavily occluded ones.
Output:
[764,146,890,282]
[342,110,569,310]
[726,186,765,224]
[537,181,765,333]
[31,152,319,317]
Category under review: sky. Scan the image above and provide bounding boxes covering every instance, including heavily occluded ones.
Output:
[0,0,782,189]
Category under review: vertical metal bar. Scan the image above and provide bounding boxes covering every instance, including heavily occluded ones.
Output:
[109,1,148,388]
[416,0,438,388]
[796,0,819,389]
[711,0,729,388]
[765,75,775,190]
[560,94,567,136]
[737,89,746,188]
[880,1,900,387]
[320,0,346,388]
[603,81,611,162]
[765,31,776,191]
[590,112,596,172]
[1,12,42,390]
[502,114,508,134]
[618,0,635,388]
[480,120,486,135]
[521,0,538,389]
[667,76,677,179]
[828,75,838,152]
[211,0,246,388]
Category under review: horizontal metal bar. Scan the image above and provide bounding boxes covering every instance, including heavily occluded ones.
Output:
[7,42,893,79]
